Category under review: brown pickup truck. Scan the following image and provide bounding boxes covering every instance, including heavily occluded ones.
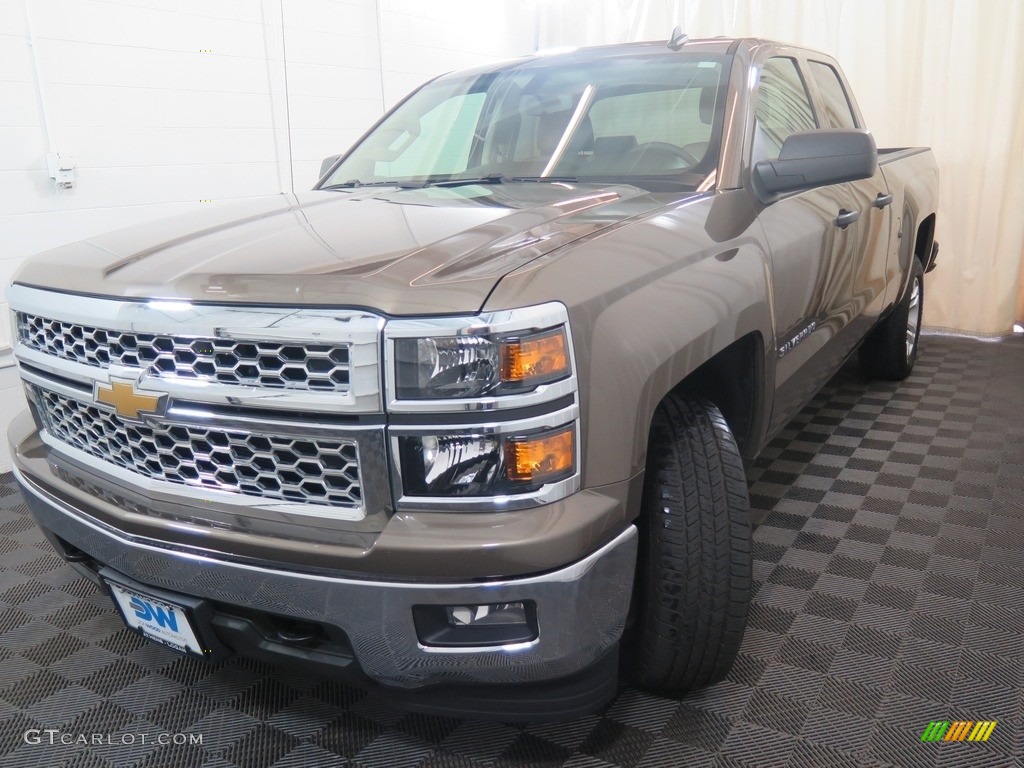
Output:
[7,37,938,720]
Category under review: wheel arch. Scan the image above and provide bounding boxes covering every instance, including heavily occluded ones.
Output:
[914,212,936,268]
[666,331,766,460]
[626,310,773,487]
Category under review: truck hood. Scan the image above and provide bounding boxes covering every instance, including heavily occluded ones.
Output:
[15,184,690,315]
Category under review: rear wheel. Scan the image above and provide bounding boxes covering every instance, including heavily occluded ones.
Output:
[625,396,752,691]
[859,258,924,380]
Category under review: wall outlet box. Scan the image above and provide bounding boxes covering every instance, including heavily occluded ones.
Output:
[46,152,76,189]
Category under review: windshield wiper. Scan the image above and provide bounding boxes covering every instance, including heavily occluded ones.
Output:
[424,174,507,188]
[425,174,580,188]
[320,179,425,190]
[323,175,583,191]
[508,175,580,183]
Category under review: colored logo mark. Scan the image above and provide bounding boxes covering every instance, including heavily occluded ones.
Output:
[920,721,996,742]
[94,379,166,421]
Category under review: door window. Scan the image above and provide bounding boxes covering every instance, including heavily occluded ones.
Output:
[808,61,858,129]
[753,57,817,163]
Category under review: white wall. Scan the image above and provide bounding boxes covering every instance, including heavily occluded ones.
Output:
[0,0,538,353]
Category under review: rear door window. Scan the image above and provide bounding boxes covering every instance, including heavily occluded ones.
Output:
[808,61,858,129]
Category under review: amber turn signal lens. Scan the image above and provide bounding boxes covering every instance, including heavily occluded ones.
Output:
[505,425,575,485]
[500,328,570,386]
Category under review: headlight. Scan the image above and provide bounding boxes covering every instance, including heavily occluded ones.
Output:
[393,326,570,400]
[394,336,499,400]
[385,303,576,411]
[397,423,576,497]
[386,303,580,509]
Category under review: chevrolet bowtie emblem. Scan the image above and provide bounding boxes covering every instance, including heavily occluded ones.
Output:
[94,379,167,421]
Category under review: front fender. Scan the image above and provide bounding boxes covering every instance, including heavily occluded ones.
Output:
[584,252,775,485]
[483,191,776,491]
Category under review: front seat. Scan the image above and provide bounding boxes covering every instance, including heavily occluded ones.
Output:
[533,109,594,174]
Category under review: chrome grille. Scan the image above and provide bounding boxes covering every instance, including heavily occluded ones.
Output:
[17,313,351,392]
[35,388,363,509]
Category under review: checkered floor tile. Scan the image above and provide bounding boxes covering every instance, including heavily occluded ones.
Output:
[1,334,1022,767]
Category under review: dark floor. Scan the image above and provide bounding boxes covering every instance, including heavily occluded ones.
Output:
[0,334,1022,768]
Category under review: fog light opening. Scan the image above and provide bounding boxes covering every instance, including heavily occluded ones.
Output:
[447,602,528,627]
[412,601,538,648]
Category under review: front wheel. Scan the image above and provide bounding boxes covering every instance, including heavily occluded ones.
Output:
[859,258,924,380]
[625,396,752,692]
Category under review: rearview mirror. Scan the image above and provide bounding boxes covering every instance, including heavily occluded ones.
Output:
[752,129,877,204]
[319,154,341,179]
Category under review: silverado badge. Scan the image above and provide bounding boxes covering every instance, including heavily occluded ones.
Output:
[94,379,167,421]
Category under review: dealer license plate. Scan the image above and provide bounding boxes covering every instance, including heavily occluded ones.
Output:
[107,581,205,657]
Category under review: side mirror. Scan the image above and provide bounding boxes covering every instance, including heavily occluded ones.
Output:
[752,129,877,204]
[319,154,342,179]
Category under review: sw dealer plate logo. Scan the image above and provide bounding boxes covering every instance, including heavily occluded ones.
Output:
[109,583,205,656]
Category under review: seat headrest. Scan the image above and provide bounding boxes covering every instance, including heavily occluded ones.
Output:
[536,110,594,155]
[592,135,638,155]
[699,86,717,125]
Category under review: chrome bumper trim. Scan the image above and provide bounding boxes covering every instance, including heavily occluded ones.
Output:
[15,465,637,687]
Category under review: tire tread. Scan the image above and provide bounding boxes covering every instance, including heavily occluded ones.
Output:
[628,396,752,691]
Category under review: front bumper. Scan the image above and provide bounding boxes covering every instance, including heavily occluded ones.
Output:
[14,459,637,695]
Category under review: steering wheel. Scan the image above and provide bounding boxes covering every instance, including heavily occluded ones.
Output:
[624,141,699,170]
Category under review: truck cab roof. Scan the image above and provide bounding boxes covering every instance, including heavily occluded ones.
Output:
[447,37,840,80]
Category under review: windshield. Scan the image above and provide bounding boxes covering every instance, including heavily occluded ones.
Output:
[320,52,731,190]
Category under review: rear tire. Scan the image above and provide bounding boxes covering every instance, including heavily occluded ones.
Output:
[626,396,752,692]
[859,258,924,380]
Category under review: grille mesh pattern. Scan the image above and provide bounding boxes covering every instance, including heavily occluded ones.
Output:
[17,312,351,392]
[36,389,362,508]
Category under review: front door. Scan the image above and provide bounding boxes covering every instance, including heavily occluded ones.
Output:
[750,55,867,433]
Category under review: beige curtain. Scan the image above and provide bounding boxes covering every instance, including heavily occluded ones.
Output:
[539,0,1024,334]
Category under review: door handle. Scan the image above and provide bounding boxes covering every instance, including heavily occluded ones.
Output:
[834,209,861,229]
[873,193,893,209]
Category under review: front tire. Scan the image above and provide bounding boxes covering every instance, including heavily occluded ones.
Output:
[859,258,924,380]
[626,396,752,692]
